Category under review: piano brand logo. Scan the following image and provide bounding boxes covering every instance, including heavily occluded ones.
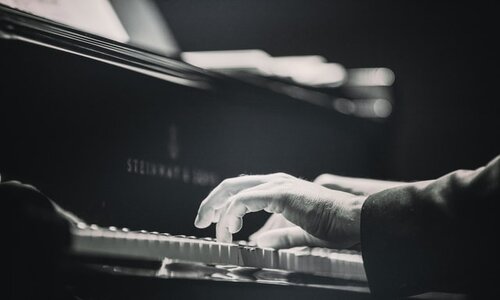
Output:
[125,124,220,187]
[167,124,180,161]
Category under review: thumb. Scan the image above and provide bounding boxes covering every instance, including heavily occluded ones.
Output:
[254,226,333,249]
[248,214,295,241]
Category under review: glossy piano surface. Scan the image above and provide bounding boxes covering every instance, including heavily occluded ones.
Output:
[63,262,371,300]
[2,4,391,299]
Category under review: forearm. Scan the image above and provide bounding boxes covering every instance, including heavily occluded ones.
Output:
[361,156,500,296]
[315,173,427,195]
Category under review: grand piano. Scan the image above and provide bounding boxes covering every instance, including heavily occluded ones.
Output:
[0,2,415,300]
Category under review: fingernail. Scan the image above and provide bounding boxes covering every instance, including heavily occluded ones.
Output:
[194,215,201,227]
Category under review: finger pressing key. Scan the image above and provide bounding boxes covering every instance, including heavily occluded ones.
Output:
[194,174,288,228]
[214,202,231,243]
[222,185,278,235]
[194,206,215,228]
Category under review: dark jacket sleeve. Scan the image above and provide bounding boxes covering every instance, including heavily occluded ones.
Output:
[360,155,500,297]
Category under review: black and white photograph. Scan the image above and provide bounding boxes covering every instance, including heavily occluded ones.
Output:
[2,1,499,299]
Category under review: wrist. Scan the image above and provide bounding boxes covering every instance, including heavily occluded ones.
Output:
[348,195,367,246]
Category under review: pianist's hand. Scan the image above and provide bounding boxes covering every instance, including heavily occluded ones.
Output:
[2,180,84,224]
[194,173,366,249]
[247,174,407,248]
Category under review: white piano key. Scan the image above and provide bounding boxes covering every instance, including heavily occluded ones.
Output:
[278,249,287,270]
[219,243,230,264]
[179,239,193,261]
[166,238,181,259]
[255,247,265,268]
[330,250,344,277]
[227,244,240,265]
[285,249,294,271]
[261,247,277,269]
[240,246,257,267]
[289,247,310,273]
[187,240,198,261]
[209,242,220,264]
[198,241,209,264]
[311,247,330,276]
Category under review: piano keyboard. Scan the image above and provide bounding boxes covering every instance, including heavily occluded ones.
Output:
[71,223,367,282]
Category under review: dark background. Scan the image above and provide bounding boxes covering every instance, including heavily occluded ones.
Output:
[157,0,500,180]
[1,1,499,238]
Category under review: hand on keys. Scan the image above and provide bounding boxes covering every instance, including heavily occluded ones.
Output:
[194,173,366,249]
[313,173,407,195]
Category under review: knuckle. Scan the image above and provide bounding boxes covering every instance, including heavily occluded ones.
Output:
[281,180,293,190]
[219,179,230,188]
[219,178,236,189]
[229,195,248,213]
[314,174,333,184]
[276,176,294,186]
[229,194,242,206]
[274,172,292,179]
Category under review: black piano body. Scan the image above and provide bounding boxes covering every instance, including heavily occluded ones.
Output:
[2,5,393,300]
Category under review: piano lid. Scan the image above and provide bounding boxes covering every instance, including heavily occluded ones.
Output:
[0,3,213,89]
[0,3,395,116]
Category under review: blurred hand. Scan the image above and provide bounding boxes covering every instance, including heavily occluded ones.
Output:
[194,173,366,249]
[314,173,407,195]
[2,179,39,191]
[2,180,83,224]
